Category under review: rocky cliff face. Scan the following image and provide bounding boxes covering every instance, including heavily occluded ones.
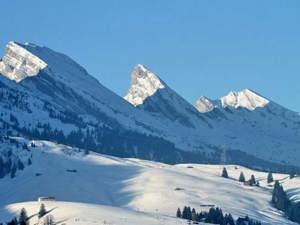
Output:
[0,42,47,82]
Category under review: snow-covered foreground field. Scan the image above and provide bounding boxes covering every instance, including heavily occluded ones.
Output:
[0,139,299,224]
[0,201,189,225]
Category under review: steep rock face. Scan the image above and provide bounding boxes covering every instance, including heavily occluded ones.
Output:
[0,42,47,82]
[220,89,269,110]
[124,64,165,106]
[195,96,215,113]
[124,64,212,128]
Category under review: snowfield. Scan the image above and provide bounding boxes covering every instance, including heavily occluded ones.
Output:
[0,201,189,225]
[0,139,299,224]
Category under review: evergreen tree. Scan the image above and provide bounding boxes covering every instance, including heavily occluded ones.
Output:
[18,160,24,170]
[19,208,28,225]
[38,203,47,218]
[10,165,17,179]
[182,206,188,219]
[250,174,256,186]
[289,172,296,179]
[43,215,55,225]
[239,172,245,182]
[272,180,289,211]
[224,213,235,225]
[267,172,274,184]
[191,208,197,221]
[6,217,17,225]
[176,208,182,218]
[186,206,192,220]
[221,167,228,178]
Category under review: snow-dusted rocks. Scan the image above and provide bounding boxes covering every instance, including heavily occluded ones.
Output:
[124,64,165,106]
[0,42,47,82]
[195,96,215,113]
[220,89,270,110]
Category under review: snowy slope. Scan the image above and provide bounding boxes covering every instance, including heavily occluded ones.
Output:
[123,64,300,168]
[194,90,300,166]
[0,201,189,225]
[0,138,299,225]
[0,41,217,162]
[0,41,299,171]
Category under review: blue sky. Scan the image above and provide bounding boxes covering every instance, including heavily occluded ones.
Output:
[1,0,300,111]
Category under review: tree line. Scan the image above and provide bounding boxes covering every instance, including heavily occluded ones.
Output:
[222,167,276,186]
[176,205,261,225]
[272,180,300,223]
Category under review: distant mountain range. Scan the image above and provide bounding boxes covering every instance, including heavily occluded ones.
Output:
[0,41,299,172]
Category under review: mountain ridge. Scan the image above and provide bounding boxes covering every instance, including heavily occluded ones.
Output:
[0,41,299,172]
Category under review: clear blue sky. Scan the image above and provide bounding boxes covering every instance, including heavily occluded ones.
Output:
[1,0,300,111]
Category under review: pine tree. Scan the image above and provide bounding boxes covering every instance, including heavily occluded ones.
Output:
[186,207,192,220]
[6,217,17,225]
[18,160,24,170]
[272,180,289,211]
[221,167,228,178]
[38,203,47,218]
[176,208,182,218]
[224,213,235,225]
[250,174,256,186]
[10,165,17,178]
[182,206,188,219]
[239,172,245,182]
[267,172,274,183]
[192,208,197,221]
[19,208,28,225]
[289,172,295,179]
[43,215,55,225]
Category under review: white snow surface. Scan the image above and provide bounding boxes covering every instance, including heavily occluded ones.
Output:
[124,64,165,106]
[0,139,299,225]
[1,202,189,225]
[220,89,270,111]
[0,42,47,82]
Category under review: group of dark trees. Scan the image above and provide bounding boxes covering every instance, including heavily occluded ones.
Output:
[222,168,259,186]
[272,180,300,223]
[5,208,29,225]
[3,204,54,225]
[0,136,32,179]
[176,206,261,225]
[222,168,278,187]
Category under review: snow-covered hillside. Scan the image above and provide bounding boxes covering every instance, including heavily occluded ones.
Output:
[194,89,300,166]
[0,41,299,171]
[124,63,300,168]
[0,41,217,165]
[0,138,299,225]
[0,201,188,225]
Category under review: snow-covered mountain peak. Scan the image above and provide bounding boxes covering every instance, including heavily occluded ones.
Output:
[124,64,165,106]
[220,89,270,110]
[195,96,215,113]
[0,41,47,82]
